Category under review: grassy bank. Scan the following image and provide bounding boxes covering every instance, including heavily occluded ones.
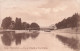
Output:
[55,27,80,34]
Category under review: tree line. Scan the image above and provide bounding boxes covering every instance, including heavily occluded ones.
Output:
[55,13,80,29]
[1,17,40,30]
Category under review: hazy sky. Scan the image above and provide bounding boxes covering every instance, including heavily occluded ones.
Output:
[0,0,80,27]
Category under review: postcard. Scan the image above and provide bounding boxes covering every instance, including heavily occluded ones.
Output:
[0,0,80,51]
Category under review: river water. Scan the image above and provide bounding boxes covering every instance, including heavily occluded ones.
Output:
[0,30,79,51]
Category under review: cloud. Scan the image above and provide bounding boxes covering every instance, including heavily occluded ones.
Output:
[0,0,80,27]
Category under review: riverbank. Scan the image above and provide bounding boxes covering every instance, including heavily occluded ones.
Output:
[54,27,80,34]
[51,27,80,51]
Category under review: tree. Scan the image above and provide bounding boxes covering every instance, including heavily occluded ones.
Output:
[22,22,30,30]
[1,17,12,29]
[71,13,79,28]
[14,18,22,30]
[9,21,15,29]
[55,13,80,29]
[30,22,40,30]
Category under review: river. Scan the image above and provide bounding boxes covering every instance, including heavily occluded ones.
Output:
[0,30,79,51]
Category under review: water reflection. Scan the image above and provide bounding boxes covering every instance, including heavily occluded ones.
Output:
[30,31,39,39]
[0,30,40,46]
[56,35,79,50]
[1,31,15,46]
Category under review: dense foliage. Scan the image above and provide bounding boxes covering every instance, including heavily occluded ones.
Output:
[55,13,80,29]
[1,17,40,30]
[1,17,12,29]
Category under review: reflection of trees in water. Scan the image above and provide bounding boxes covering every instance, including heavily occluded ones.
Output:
[1,31,15,46]
[14,34,22,45]
[30,31,39,39]
[22,33,30,40]
[56,35,79,50]
[1,34,12,46]
[1,31,39,46]
[14,33,30,45]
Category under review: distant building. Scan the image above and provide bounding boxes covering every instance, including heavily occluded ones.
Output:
[49,24,57,30]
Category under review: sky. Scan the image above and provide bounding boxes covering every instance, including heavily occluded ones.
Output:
[0,0,80,27]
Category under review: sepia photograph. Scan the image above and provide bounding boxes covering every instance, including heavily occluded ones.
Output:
[0,0,80,51]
